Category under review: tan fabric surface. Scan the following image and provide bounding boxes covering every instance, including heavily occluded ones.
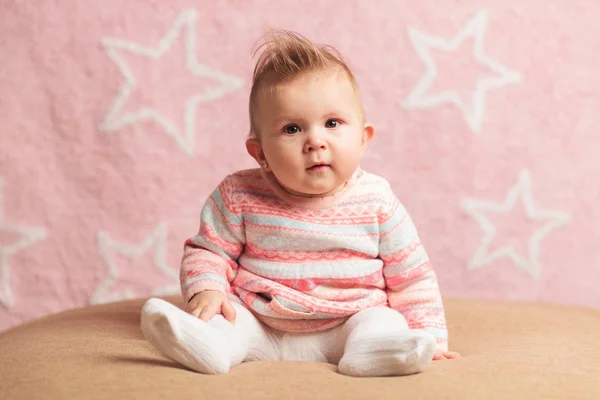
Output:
[1,297,599,400]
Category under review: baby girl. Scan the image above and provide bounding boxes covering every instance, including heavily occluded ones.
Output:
[140,30,459,377]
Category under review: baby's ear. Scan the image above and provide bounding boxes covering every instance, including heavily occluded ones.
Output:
[246,138,266,164]
[361,123,375,151]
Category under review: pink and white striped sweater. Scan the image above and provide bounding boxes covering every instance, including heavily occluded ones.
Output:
[181,167,448,351]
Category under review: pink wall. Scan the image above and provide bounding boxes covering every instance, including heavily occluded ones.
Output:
[1,0,598,332]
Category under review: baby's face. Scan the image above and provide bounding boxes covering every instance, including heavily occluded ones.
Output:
[252,70,373,197]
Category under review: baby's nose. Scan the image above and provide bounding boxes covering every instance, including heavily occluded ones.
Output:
[303,133,327,153]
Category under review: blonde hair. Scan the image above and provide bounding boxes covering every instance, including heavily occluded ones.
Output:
[248,30,360,138]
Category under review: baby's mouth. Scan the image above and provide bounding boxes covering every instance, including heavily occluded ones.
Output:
[306,163,330,171]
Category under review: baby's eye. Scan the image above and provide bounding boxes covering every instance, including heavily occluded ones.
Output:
[283,124,301,135]
[325,119,339,128]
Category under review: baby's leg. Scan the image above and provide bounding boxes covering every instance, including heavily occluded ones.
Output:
[335,307,437,377]
[275,330,341,363]
[225,295,280,364]
[140,296,278,374]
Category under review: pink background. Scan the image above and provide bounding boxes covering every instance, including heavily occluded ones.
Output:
[1,0,598,332]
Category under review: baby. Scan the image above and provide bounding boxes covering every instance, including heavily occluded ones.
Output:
[141,30,459,377]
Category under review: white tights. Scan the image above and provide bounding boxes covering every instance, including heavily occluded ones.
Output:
[141,296,436,377]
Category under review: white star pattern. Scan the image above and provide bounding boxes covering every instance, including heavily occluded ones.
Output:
[90,223,179,304]
[0,179,47,308]
[403,10,522,134]
[99,9,242,156]
[461,170,571,279]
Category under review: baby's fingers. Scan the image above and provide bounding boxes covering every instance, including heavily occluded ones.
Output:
[199,304,219,322]
[221,300,237,323]
[184,300,195,314]
[189,304,203,318]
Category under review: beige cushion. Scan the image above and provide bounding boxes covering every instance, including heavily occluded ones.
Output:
[1,297,599,400]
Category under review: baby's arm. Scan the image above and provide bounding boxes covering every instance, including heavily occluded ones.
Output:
[378,190,453,356]
[181,176,245,319]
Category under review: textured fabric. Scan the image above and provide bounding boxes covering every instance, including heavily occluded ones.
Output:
[141,297,232,374]
[180,168,448,350]
[336,306,436,376]
[2,297,600,400]
[141,297,435,376]
[142,296,280,374]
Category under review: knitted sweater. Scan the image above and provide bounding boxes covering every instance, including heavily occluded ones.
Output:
[180,168,448,351]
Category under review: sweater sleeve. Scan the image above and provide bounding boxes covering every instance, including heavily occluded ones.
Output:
[180,176,245,303]
[379,190,449,352]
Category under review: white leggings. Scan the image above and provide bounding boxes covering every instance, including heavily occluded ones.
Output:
[141,295,436,376]
[218,295,408,364]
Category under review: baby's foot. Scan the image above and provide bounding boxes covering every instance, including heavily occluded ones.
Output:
[141,298,230,374]
[338,330,436,377]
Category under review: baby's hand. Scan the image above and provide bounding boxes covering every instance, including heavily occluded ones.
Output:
[433,350,461,360]
[185,290,236,323]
